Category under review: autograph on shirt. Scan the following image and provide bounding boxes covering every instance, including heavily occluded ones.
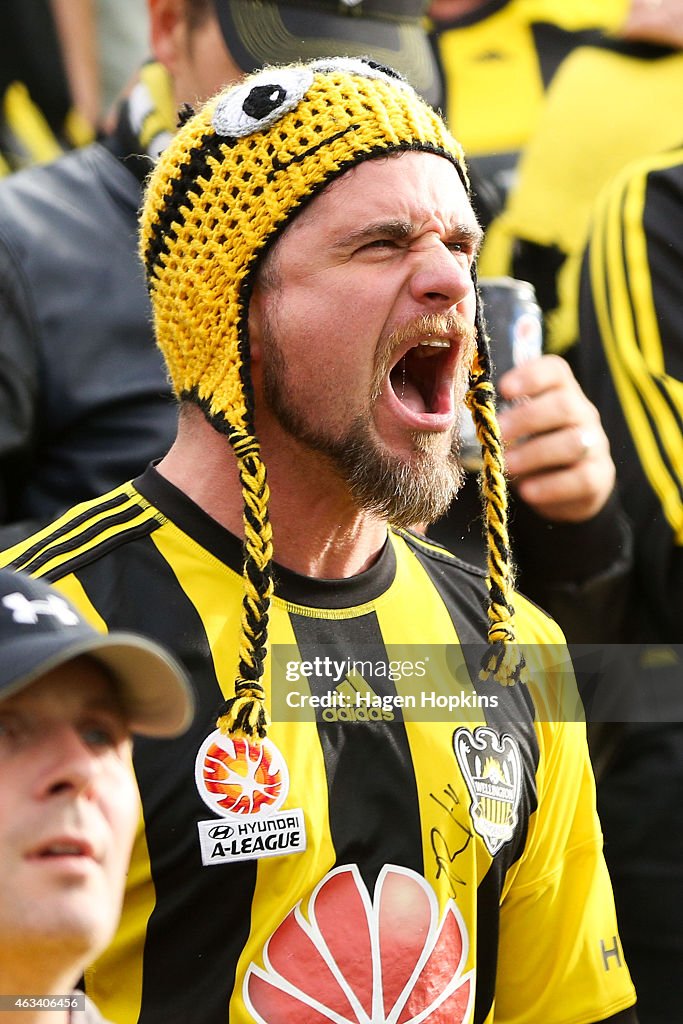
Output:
[429,783,474,899]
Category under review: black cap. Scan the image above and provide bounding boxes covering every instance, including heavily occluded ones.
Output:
[212,0,442,109]
[0,569,194,738]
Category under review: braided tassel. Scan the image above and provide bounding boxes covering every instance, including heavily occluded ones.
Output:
[465,317,525,687]
[217,434,273,739]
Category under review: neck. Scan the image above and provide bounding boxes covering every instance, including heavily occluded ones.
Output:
[0,961,76,1024]
[157,407,388,579]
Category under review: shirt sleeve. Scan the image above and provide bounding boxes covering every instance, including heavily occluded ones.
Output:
[494,715,637,1024]
[575,148,683,639]
[0,231,39,531]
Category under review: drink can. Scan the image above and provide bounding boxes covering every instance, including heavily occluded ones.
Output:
[460,276,543,471]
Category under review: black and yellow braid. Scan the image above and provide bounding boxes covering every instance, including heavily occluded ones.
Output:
[466,268,525,686]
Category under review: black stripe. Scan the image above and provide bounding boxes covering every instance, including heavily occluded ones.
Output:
[472,866,503,1024]
[8,491,133,573]
[405,537,540,1023]
[76,539,257,1024]
[144,131,228,282]
[639,378,683,505]
[531,23,602,90]
[17,506,156,579]
[290,610,423,893]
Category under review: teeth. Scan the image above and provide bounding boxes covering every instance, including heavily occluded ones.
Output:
[414,339,450,359]
[45,843,83,856]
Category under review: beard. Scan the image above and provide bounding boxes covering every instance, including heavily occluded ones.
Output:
[261,312,474,529]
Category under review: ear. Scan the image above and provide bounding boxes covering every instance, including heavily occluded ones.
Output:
[248,282,265,365]
[149,0,187,74]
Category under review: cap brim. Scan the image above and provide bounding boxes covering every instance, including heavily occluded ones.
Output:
[2,632,194,739]
[215,0,442,109]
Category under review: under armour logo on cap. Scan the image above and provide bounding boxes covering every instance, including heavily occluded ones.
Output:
[2,592,80,627]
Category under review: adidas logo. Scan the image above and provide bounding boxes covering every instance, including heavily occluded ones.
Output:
[320,671,395,723]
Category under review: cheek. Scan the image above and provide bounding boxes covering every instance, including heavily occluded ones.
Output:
[104,766,140,862]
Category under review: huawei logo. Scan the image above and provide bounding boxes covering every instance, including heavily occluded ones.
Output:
[244,864,473,1022]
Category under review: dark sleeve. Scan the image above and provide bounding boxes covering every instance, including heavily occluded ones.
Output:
[575,151,683,640]
[511,489,633,643]
[428,475,633,643]
[0,232,39,533]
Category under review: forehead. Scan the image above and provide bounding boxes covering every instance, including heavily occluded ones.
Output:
[2,659,123,715]
[288,151,475,239]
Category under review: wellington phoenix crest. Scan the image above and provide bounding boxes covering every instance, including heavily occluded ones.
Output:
[453,727,522,856]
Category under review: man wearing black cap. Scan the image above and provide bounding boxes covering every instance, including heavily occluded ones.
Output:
[0,568,193,1023]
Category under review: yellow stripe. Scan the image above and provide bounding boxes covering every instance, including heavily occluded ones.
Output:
[25,504,160,580]
[138,62,177,143]
[3,82,64,164]
[0,484,163,576]
[623,167,663,371]
[38,573,153,1023]
[232,610,336,1022]
[592,160,683,541]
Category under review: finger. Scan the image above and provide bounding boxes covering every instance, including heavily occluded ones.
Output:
[497,353,575,402]
[503,423,609,477]
[497,387,599,446]
[513,458,617,523]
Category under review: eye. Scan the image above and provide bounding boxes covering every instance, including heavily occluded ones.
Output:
[79,715,127,751]
[363,238,399,251]
[212,67,314,138]
[0,713,22,744]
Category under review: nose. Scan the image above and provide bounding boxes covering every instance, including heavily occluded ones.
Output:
[37,725,101,800]
[408,239,474,312]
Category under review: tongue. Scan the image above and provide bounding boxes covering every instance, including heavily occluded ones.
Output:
[400,380,427,413]
[390,364,428,413]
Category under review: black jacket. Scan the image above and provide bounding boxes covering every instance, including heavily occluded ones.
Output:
[0,141,176,545]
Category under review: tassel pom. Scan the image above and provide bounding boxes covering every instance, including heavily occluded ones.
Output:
[479,641,526,687]
[216,685,269,740]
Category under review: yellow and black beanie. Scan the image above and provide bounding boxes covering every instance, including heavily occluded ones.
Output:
[140,57,521,740]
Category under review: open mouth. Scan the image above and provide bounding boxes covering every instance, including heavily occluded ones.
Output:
[388,338,454,416]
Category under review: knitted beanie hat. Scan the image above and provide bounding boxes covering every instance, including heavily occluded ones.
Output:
[140,58,521,740]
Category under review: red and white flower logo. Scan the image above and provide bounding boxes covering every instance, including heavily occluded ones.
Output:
[194,733,288,817]
[244,864,473,1023]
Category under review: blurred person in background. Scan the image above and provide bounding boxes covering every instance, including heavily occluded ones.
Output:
[0,0,96,174]
[478,0,683,336]
[428,0,632,225]
[570,143,683,1024]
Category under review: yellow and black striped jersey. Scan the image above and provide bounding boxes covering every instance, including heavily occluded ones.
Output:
[0,467,636,1024]
[575,145,683,641]
[429,0,628,210]
[572,146,683,1024]
[481,38,683,319]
